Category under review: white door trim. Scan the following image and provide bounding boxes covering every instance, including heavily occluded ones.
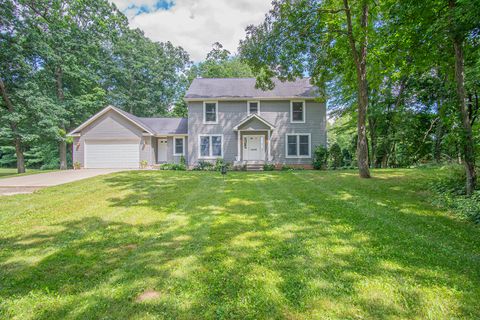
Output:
[243,135,265,161]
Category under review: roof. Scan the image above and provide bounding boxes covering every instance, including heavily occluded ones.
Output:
[185,78,318,100]
[233,114,275,130]
[67,106,187,136]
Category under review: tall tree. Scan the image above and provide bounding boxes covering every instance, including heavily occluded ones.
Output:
[239,0,375,178]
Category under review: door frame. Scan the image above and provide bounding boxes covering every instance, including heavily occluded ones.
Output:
[243,134,265,161]
[157,138,168,163]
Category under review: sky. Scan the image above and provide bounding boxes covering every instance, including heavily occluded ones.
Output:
[111,0,272,62]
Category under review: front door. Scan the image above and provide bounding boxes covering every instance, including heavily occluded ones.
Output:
[244,135,265,161]
[158,139,167,162]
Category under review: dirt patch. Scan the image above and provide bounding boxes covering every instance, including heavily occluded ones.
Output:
[136,290,160,302]
[0,186,42,196]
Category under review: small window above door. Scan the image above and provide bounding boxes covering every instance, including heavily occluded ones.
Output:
[247,101,260,115]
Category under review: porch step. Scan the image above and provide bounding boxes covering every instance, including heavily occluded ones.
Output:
[246,164,264,171]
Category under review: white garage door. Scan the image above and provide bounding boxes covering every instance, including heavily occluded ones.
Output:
[85,140,140,168]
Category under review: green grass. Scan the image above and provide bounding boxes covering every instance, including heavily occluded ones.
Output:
[0,168,50,179]
[0,168,479,319]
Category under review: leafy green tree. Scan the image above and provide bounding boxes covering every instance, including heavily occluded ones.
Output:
[329,143,343,169]
[239,0,375,178]
[313,145,329,170]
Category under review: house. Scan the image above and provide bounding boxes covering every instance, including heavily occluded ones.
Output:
[68,78,326,169]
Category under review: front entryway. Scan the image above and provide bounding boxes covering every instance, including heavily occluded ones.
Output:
[243,135,265,161]
[157,139,167,162]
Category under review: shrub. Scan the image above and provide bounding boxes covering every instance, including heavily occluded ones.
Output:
[193,160,215,171]
[263,163,275,171]
[313,145,328,170]
[342,148,352,167]
[430,165,480,223]
[73,161,81,170]
[329,143,343,169]
[281,165,293,171]
[180,155,186,166]
[140,160,149,169]
[159,163,186,171]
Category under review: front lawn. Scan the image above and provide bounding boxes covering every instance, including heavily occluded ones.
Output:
[0,168,49,179]
[0,169,479,319]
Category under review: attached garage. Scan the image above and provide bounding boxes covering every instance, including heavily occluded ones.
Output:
[84,140,140,169]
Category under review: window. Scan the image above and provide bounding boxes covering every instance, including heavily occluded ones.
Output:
[247,101,260,115]
[173,137,185,156]
[203,101,218,124]
[290,101,305,123]
[286,133,311,157]
[198,135,223,158]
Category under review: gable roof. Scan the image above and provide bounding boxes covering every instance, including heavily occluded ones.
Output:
[184,78,318,100]
[233,114,275,130]
[67,106,187,136]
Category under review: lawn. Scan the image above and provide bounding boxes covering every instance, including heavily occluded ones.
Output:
[0,168,48,179]
[0,168,479,319]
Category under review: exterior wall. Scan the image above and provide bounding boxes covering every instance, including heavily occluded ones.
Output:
[72,110,154,167]
[187,100,326,166]
[152,136,188,164]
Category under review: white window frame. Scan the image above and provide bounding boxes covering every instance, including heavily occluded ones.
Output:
[290,100,306,123]
[285,133,311,158]
[173,136,185,156]
[198,134,224,159]
[247,101,261,115]
[203,101,218,124]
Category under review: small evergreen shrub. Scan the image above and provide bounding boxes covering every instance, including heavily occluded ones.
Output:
[263,163,275,171]
[329,143,343,169]
[313,145,328,170]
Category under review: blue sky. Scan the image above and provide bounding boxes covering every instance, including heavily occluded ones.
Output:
[111,0,271,61]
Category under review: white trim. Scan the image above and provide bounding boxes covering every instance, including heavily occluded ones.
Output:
[285,133,311,158]
[203,101,218,124]
[173,136,185,156]
[268,130,272,161]
[198,134,224,159]
[67,105,154,136]
[233,114,275,130]
[185,97,317,102]
[247,101,261,115]
[290,100,306,123]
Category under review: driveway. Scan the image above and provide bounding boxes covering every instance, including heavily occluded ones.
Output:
[0,169,126,196]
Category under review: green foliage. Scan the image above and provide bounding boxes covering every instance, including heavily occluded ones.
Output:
[140,160,148,169]
[263,163,276,171]
[190,42,253,79]
[158,163,186,171]
[342,148,353,167]
[193,160,215,171]
[0,146,16,167]
[313,145,329,170]
[179,155,186,166]
[430,165,480,223]
[329,143,343,169]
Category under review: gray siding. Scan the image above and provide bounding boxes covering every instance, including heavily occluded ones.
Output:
[72,110,154,167]
[152,136,188,164]
[187,100,326,166]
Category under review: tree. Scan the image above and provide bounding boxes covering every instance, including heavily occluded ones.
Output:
[190,42,253,79]
[329,143,343,169]
[239,0,374,178]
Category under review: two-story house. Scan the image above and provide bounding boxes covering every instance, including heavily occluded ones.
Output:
[68,78,326,169]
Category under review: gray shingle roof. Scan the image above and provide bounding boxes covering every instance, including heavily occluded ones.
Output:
[185,78,317,99]
[112,106,187,135]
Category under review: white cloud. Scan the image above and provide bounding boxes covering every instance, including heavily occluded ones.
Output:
[111,0,272,62]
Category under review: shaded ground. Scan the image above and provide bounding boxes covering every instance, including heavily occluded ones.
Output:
[0,168,45,179]
[0,169,479,319]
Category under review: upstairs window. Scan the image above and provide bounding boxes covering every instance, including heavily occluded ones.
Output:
[173,137,185,156]
[247,101,260,115]
[286,133,311,158]
[290,101,305,123]
[203,101,218,124]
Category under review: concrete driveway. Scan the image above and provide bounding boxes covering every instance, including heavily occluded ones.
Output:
[0,169,126,196]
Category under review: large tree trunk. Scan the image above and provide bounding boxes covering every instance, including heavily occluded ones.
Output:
[343,0,371,178]
[453,38,476,194]
[14,137,25,174]
[55,66,67,170]
[0,77,25,173]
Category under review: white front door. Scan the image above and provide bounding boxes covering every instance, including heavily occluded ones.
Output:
[158,139,167,162]
[243,135,265,161]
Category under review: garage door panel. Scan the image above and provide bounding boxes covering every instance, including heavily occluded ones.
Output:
[85,140,140,168]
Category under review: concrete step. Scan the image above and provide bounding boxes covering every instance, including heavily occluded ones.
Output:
[246,164,264,171]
